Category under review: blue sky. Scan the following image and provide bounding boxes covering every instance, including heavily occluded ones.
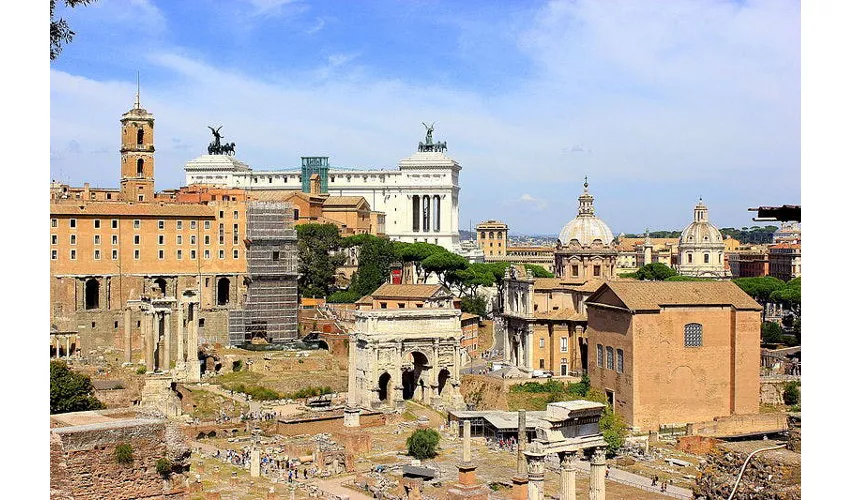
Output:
[49,0,801,235]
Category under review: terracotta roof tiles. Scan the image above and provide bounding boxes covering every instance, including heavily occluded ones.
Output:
[589,281,761,312]
[370,283,447,300]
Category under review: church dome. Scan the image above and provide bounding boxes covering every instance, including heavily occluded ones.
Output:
[679,199,723,245]
[558,179,614,246]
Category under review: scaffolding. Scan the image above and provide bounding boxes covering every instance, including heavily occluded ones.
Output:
[228,201,299,346]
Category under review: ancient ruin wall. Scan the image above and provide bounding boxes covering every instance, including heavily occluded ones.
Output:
[694,445,801,500]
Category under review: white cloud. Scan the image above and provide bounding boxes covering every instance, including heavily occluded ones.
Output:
[517,194,549,211]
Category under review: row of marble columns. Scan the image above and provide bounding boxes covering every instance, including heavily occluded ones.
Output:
[50,335,79,359]
[513,409,608,500]
[124,298,200,381]
[411,194,441,233]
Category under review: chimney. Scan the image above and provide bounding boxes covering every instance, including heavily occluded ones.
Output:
[83,183,90,200]
[310,174,321,195]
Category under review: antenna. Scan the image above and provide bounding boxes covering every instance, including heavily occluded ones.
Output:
[134,71,141,109]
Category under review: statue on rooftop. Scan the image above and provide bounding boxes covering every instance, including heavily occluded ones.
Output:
[422,122,435,145]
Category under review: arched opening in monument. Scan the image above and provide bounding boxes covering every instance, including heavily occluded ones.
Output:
[136,158,144,177]
[316,340,329,351]
[437,368,451,395]
[137,128,144,146]
[378,372,392,402]
[154,277,167,296]
[217,277,230,306]
[402,352,429,400]
[85,279,100,310]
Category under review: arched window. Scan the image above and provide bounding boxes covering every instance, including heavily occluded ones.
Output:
[136,158,144,177]
[85,279,99,310]
[489,231,494,239]
[684,323,703,347]
[136,128,144,146]
[217,277,230,306]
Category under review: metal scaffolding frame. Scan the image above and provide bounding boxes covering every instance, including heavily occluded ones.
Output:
[228,201,299,345]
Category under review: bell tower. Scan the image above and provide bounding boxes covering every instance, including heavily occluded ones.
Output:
[120,77,155,202]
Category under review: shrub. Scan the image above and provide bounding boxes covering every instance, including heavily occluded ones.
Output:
[136,366,147,375]
[599,407,628,455]
[328,290,362,303]
[207,430,216,438]
[115,443,134,465]
[782,381,800,406]
[761,322,784,344]
[156,458,172,477]
[232,360,243,372]
[407,428,440,459]
[50,360,104,414]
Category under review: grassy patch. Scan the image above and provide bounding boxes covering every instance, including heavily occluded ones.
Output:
[506,392,551,411]
[188,389,247,419]
[402,411,418,421]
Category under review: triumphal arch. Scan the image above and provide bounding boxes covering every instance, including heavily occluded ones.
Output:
[349,287,466,411]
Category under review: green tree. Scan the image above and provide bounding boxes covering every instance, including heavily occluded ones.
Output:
[50,360,104,414]
[761,322,784,344]
[51,0,97,61]
[422,251,469,287]
[782,381,800,406]
[665,275,711,282]
[327,290,362,303]
[396,242,445,280]
[635,263,677,281]
[406,428,440,459]
[345,234,398,297]
[599,407,628,455]
[770,278,801,315]
[523,264,554,278]
[733,276,787,320]
[447,263,496,297]
[296,224,347,298]
[459,295,487,317]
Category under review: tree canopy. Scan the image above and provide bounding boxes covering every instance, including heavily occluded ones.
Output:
[51,0,97,61]
[406,428,440,460]
[635,263,678,281]
[296,224,347,298]
[51,360,104,414]
[344,234,398,298]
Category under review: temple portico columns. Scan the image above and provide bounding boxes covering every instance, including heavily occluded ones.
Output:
[65,336,71,359]
[524,442,547,500]
[142,312,152,370]
[163,311,171,371]
[589,447,607,500]
[176,303,184,366]
[559,451,577,500]
[123,308,132,363]
[525,329,534,370]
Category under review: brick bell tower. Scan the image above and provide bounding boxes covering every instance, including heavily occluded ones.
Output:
[120,77,155,202]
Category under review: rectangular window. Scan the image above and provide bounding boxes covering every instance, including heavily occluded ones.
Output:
[51,218,58,227]
[606,346,614,370]
[70,249,76,260]
[380,302,387,309]
[596,344,603,368]
[190,249,196,260]
[51,249,57,260]
[272,251,280,261]
[134,249,140,260]
[133,235,140,245]
[219,223,224,244]
[616,349,624,373]
[560,338,568,353]
[112,249,118,260]
[133,219,140,229]
[93,235,100,245]
[704,253,710,264]
[593,265,601,277]
[219,249,224,259]
[398,303,406,308]
[233,224,239,244]
[177,250,183,260]
[69,219,77,228]
[539,359,545,369]
[158,249,164,260]
[190,235,196,245]
[293,208,300,220]
[204,235,210,245]
[51,235,58,245]
[219,210,224,219]
[685,323,703,347]
[191,220,197,230]
[204,220,210,230]
[233,249,239,259]
[177,220,183,230]
[112,219,118,229]
[572,265,579,277]
[233,210,239,219]
[158,220,164,230]
[205,278,210,287]
[70,235,76,245]
[539,338,545,348]
[112,235,118,245]
[94,219,101,229]
[177,235,182,245]
[94,249,101,260]
[158,235,164,245]
[561,361,568,376]
[204,249,210,259]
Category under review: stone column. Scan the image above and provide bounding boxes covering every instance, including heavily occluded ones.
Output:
[250,445,260,478]
[559,452,577,500]
[524,442,546,500]
[344,332,360,427]
[65,336,71,359]
[176,303,184,366]
[186,302,201,383]
[525,329,534,370]
[516,335,524,369]
[517,409,528,475]
[163,311,171,371]
[589,447,606,500]
[142,312,153,371]
[124,308,132,363]
[463,419,472,463]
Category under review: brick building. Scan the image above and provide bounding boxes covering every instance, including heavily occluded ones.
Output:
[768,243,801,282]
[585,281,761,431]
